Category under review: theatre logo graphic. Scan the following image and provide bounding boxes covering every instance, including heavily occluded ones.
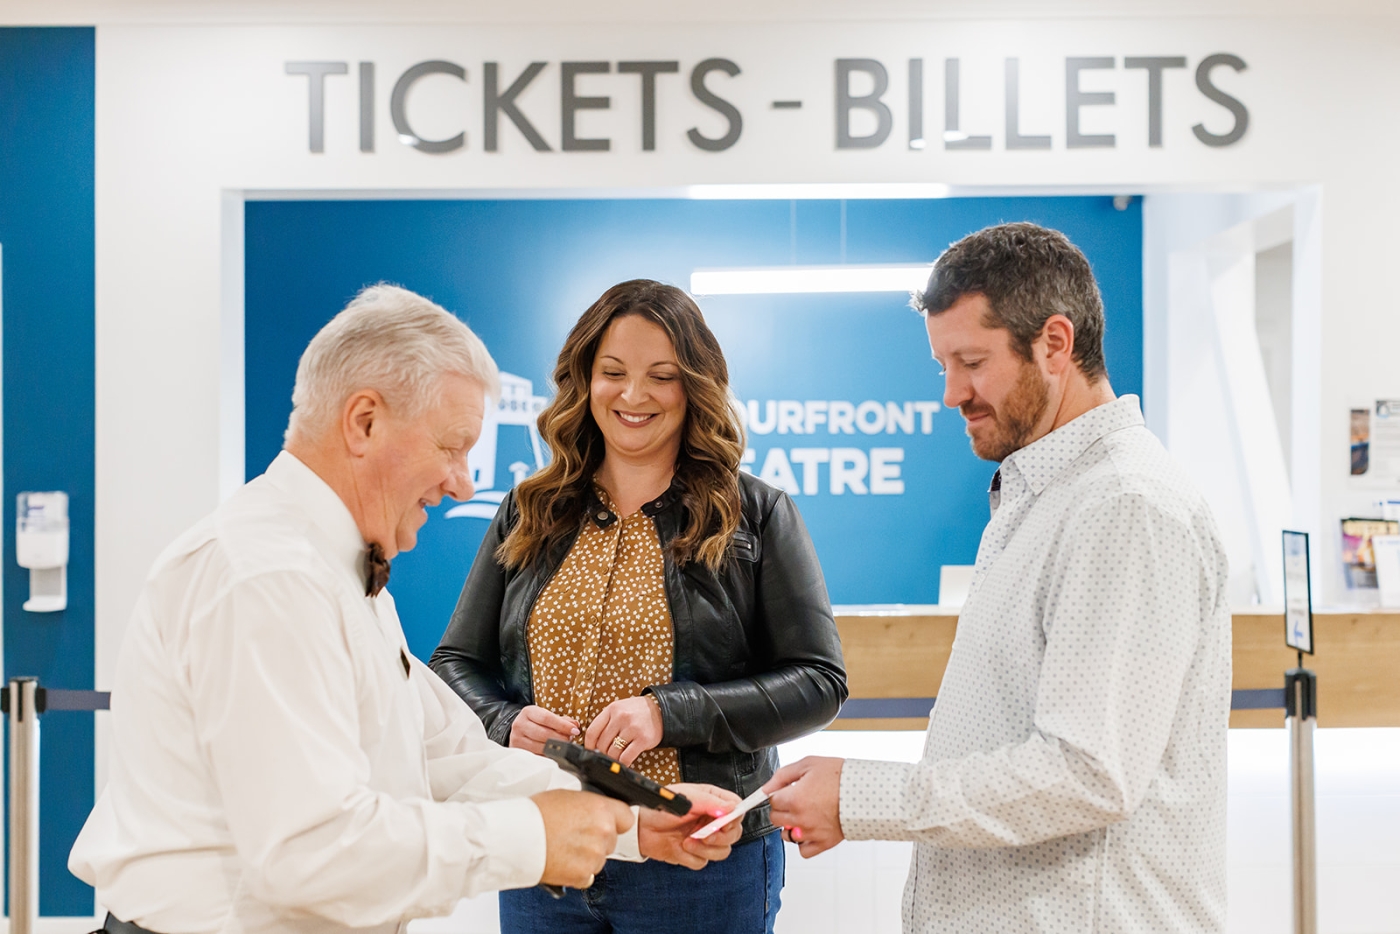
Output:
[447,371,936,527]
[446,372,548,520]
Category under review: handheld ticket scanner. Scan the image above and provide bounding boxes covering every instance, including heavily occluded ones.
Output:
[543,739,692,817]
[16,492,68,613]
[539,740,693,898]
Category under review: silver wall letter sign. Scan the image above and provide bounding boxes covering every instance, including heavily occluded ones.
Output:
[688,58,742,152]
[1124,56,1186,147]
[835,59,892,149]
[1193,53,1249,147]
[907,58,924,149]
[391,60,467,153]
[1065,57,1115,148]
[358,62,374,152]
[944,58,991,150]
[1004,58,1051,150]
[484,62,551,151]
[286,61,348,153]
[619,61,680,151]
[561,61,611,151]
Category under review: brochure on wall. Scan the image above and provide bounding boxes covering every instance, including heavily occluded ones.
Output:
[1340,517,1400,589]
[1373,535,1400,608]
[1350,400,1400,485]
[1351,408,1370,475]
[1282,530,1314,654]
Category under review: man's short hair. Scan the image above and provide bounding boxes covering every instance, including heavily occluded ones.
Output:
[913,222,1108,381]
[285,284,501,443]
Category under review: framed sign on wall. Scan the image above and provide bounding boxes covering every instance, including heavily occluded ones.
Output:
[245,194,1142,657]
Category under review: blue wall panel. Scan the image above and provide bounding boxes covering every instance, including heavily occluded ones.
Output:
[0,27,97,916]
[246,197,1141,661]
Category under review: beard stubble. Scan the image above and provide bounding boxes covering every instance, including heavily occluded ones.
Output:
[962,360,1051,462]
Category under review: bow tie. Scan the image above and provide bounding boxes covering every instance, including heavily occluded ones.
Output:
[365,543,391,597]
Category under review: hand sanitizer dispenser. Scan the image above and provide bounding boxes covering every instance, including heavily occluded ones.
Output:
[17,491,68,612]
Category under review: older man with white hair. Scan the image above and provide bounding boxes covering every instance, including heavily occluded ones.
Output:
[70,285,740,934]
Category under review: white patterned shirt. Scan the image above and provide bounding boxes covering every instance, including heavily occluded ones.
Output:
[839,395,1231,933]
[70,452,637,934]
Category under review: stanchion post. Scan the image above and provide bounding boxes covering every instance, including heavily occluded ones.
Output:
[7,678,40,934]
[1285,667,1317,934]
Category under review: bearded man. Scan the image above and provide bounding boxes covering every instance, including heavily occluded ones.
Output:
[765,222,1232,934]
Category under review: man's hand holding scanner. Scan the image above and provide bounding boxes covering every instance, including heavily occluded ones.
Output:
[533,781,742,887]
[764,756,846,858]
[532,790,633,888]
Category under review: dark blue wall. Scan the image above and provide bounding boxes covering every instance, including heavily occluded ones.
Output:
[246,197,1141,661]
[0,28,97,916]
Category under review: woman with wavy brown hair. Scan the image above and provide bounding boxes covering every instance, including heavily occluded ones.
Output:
[431,279,847,933]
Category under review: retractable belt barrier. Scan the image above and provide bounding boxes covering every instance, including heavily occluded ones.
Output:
[3,678,111,934]
[1286,668,1319,934]
[1,679,1309,931]
[836,689,1287,719]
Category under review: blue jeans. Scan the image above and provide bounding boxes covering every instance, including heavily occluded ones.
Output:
[499,829,783,934]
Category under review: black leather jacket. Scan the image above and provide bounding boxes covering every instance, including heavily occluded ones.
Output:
[430,472,848,842]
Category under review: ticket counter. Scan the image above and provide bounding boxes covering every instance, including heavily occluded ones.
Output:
[831,608,1400,730]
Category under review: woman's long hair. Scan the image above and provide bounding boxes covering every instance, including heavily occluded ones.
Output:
[498,280,745,571]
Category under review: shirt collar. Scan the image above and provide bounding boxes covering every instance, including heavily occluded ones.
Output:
[263,450,371,590]
[585,476,684,528]
[1001,394,1144,496]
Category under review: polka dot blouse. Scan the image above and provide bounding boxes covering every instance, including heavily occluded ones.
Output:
[525,484,682,785]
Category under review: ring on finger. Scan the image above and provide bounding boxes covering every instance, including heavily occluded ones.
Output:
[611,736,631,752]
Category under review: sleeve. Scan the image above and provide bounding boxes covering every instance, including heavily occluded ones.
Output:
[415,654,575,800]
[430,499,526,747]
[839,493,1204,848]
[414,655,642,862]
[648,492,850,752]
[186,570,550,927]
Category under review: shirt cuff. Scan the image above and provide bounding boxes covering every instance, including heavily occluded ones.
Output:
[609,806,645,862]
[839,758,916,841]
[471,797,549,891]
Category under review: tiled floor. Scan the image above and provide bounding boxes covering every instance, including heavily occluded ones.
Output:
[410,728,1400,934]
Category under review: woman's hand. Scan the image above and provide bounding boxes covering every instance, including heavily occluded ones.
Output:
[637,783,743,869]
[509,705,580,754]
[583,695,664,767]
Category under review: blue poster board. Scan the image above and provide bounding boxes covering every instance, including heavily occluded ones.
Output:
[245,196,1141,658]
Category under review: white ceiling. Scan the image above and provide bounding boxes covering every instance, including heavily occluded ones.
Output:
[3,0,1400,24]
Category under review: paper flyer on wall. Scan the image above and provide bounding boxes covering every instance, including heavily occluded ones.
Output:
[1372,535,1400,608]
[1350,399,1400,486]
[1340,517,1400,589]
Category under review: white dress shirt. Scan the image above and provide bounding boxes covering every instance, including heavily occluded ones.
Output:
[840,396,1231,933]
[71,451,636,934]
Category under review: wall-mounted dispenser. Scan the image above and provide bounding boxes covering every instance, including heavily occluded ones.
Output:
[17,492,68,612]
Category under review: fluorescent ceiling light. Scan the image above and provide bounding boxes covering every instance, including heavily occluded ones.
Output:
[691,264,931,296]
[688,183,952,200]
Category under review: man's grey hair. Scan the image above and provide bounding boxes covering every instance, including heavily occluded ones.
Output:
[285,284,500,444]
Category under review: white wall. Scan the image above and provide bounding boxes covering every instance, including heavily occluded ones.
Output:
[1143,190,1321,605]
[0,1,1388,927]
[77,12,1400,695]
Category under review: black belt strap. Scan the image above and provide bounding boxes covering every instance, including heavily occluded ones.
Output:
[103,913,167,934]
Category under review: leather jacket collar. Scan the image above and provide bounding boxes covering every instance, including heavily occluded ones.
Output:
[585,476,685,529]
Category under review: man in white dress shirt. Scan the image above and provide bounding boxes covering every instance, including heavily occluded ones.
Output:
[69,285,739,934]
[766,223,1231,933]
